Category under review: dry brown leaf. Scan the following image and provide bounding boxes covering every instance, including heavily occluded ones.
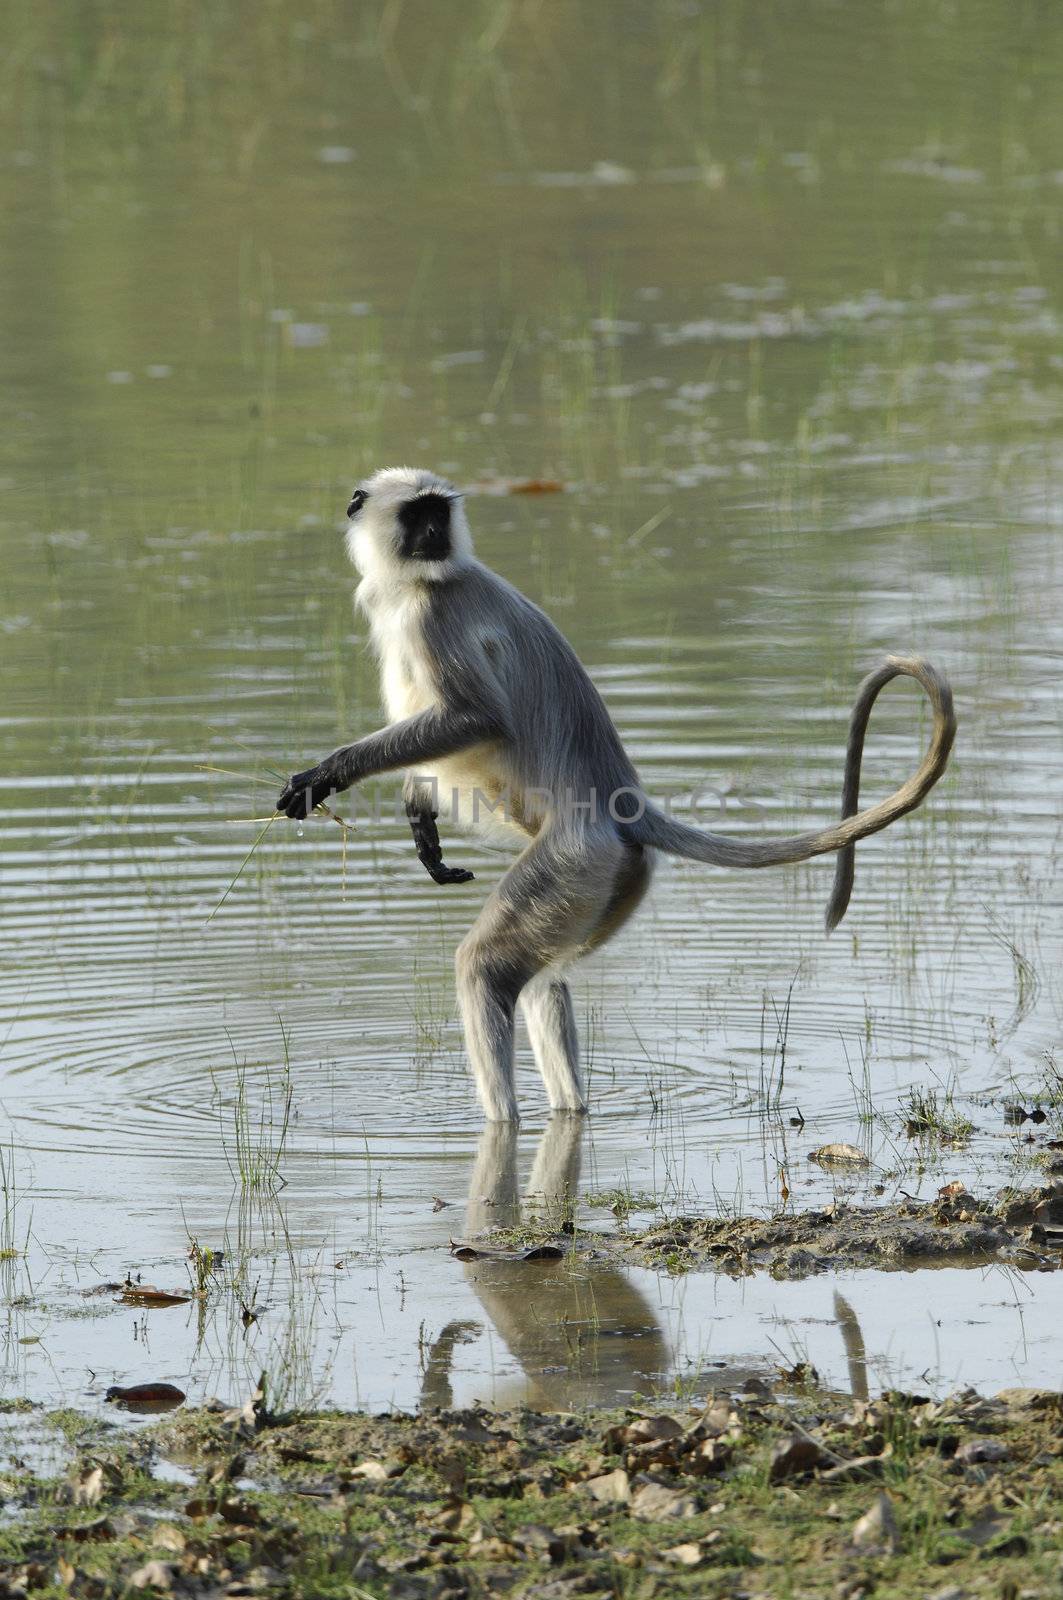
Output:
[117,1285,191,1308]
[769,1432,833,1481]
[507,478,564,495]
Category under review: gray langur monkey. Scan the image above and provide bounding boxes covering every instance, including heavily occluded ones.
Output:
[277,466,956,1123]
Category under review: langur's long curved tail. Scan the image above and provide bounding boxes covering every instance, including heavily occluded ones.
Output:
[625,656,955,933]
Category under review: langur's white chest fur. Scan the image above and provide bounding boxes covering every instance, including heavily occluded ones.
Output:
[357,575,525,845]
[361,584,436,721]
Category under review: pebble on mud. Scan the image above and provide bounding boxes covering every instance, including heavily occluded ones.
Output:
[850,1492,900,1554]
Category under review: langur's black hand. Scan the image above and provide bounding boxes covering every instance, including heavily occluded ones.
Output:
[428,864,475,886]
[407,804,474,885]
[277,766,334,819]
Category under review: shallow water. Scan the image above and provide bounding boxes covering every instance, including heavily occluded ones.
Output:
[2,1,1062,1414]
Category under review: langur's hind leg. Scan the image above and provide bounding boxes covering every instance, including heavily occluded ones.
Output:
[455,828,630,1122]
[454,939,525,1122]
[520,973,584,1113]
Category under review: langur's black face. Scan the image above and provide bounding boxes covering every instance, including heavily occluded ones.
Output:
[396,492,452,562]
[345,468,472,582]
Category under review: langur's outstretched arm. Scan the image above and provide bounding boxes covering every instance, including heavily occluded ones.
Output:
[407,803,474,886]
[276,705,504,819]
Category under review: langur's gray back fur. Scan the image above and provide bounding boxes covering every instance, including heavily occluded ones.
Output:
[420,563,640,824]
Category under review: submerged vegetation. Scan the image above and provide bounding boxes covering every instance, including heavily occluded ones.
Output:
[900,1082,975,1146]
[210,1028,295,1195]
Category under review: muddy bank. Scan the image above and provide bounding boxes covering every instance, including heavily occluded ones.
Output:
[597,1179,1063,1278]
[3,1380,1063,1598]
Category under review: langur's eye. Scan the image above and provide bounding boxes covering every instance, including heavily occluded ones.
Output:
[347,489,367,517]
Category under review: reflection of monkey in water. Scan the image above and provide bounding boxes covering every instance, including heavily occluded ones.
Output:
[419,1116,669,1411]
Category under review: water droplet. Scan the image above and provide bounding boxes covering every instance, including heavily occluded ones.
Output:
[296,824,304,839]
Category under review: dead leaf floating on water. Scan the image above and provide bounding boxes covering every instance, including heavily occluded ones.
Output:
[105,1382,186,1414]
[449,1239,564,1263]
[473,477,566,497]
[507,478,564,495]
[116,1284,191,1308]
[809,1143,870,1168]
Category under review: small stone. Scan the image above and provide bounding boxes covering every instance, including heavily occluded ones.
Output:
[68,1465,105,1506]
[662,1541,705,1566]
[851,1492,900,1554]
[150,1525,186,1553]
[689,1438,733,1475]
[129,1562,174,1591]
[953,1437,1009,1465]
[472,1536,518,1561]
[582,1468,631,1505]
[700,1403,737,1435]
[625,1414,684,1444]
[769,1432,832,1481]
[631,1481,698,1520]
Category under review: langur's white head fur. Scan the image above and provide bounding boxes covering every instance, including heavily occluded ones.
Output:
[345,466,474,589]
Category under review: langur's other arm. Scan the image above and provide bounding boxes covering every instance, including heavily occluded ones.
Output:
[406,804,474,886]
[276,705,504,819]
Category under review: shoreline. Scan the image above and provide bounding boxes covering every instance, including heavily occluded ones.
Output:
[4,1379,1062,1597]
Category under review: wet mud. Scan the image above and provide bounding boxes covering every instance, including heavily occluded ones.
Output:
[597,1180,1063,1278]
